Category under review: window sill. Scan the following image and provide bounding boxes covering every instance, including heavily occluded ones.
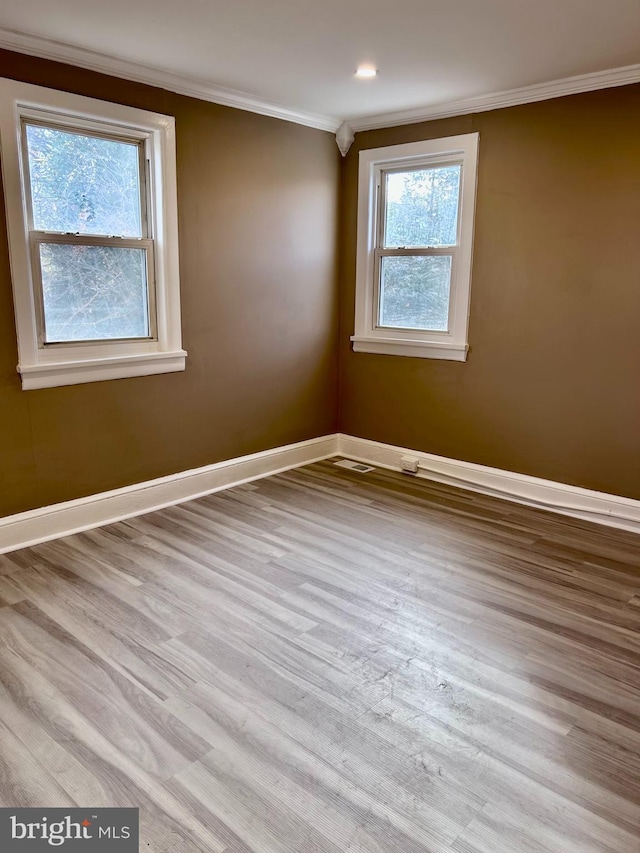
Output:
[350,336,468,361]
[18,350,187,390]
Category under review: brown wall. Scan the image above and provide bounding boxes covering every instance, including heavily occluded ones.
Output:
[339,86,640,500]
[2,50,639,518]
[0,50,340,517]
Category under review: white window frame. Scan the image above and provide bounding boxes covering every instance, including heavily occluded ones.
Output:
[351,133,479,361]
[0,79,186,389]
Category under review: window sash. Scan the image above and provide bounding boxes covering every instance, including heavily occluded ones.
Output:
[20,119,150,240]
[20,118,156,347]
[376,246,456,257]
[373,158,463,334]
[29,232,157,346]
[377,159,464,251]
[373,248,456,332]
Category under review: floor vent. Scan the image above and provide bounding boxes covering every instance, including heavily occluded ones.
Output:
[334,459,375,473]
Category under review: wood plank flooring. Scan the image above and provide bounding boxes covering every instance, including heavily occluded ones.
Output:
[0,460,639,852]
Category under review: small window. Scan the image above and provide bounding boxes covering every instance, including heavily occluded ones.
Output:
[352,134,479,360]
[24,122,153,345]
[0,80,186,389]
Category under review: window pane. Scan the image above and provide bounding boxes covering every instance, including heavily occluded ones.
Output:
[39,243,149,342]
[379,255,451,331]
[25,124,143,237]
[384,165,460,248]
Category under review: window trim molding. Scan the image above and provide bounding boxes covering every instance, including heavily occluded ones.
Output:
[351,132,479,360]
[0,79,186,389]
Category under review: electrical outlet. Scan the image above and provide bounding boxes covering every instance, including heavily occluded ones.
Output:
[400,456,420,475]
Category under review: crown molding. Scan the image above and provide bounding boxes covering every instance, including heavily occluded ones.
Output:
[0,26,341,134]
[347,63,640,135]
[335,121,355,156]
[2,26,639,151]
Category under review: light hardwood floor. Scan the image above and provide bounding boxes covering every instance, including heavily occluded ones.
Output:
[0,460,639,852]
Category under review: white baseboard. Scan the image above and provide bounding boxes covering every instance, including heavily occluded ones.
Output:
[2,432,638,554]
[336,434,640,535]
[0,434,338,554]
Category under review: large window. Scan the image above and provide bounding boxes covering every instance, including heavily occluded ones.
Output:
[352,133,479,360]
[0,80,185,389]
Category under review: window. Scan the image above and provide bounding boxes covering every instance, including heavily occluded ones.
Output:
[0,80,186,389]
[351,133,479,360]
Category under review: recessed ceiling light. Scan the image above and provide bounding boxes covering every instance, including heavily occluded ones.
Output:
[355,66,378,79]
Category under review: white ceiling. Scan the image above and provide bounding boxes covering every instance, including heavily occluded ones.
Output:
[0,0,639,131]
